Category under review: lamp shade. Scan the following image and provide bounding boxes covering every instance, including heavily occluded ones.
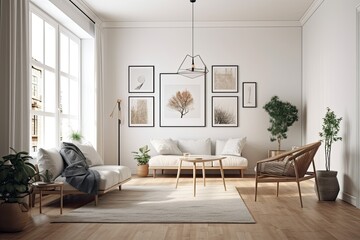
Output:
[177,54,208,79]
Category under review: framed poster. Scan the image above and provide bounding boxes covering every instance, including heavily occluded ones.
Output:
[212,65,238,93]
[160,73,206,127]
[128,96,154,127]
[242,82,257,108]
[128,65,155,93]
[212,96,238,127]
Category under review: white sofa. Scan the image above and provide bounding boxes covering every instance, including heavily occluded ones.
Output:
[149,138,248,177]
[34,143,132,205]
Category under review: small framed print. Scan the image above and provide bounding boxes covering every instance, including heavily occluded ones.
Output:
[160,73,206,127]
[128,96,154,127]
[128,65,154,93]
[212,65,238,93]
[212,96,238,127]
[242,82,257,108]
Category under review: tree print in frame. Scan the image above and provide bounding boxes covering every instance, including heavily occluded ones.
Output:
[160,73,206,127]
[242,82,257,108]
[128,65,155,93]
[128,96,154,127]
[212,65,238,93]
[212,96,238,127]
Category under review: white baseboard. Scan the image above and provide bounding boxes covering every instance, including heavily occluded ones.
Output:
[341,192,357,207]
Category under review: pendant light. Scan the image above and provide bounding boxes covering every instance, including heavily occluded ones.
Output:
[177,0,208,79]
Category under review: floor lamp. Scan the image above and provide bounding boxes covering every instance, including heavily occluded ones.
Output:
[110,99,122,165]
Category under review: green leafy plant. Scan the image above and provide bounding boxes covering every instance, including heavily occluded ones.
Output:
[0,148,37,203]
[263,96,299,150]
[319,107,342,171]
[69,131,83,141]
[132,145,151,166]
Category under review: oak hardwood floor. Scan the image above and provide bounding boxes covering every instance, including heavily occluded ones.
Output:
[1,175,360,240]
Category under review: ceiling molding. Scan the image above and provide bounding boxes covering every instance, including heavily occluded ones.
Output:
[102,21,302,29]
[300,0,325,26]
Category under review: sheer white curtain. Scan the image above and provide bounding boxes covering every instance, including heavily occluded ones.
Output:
[95,23,104,158]
[0,0,30,154]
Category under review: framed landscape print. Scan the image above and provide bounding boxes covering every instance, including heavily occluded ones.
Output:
[160,73,206,127]
[212,96,238,127]
[128,65,154,93]
[128,96,154,127]
[212,65,238,93]
[242,82,257,108]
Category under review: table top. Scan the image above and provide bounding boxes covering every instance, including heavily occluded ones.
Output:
[32,181,64,187]
[179,155,226,162]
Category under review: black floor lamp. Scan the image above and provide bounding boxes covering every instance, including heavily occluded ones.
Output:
[110,99,122,166]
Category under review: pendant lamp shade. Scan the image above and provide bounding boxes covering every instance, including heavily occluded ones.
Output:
[177,0,208,79]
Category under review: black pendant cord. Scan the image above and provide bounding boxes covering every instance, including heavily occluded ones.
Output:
[192,1,194,58]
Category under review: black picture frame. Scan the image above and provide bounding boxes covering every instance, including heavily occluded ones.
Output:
[159,73,206,127]
[212,65,239,93]
[128,96,154,127]
[212,96,238,127]
[128,65,155,93]
[242,82,257,108]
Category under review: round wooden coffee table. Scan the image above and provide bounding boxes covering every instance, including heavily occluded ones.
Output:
[31,182,64,214]
[175,155,227,196]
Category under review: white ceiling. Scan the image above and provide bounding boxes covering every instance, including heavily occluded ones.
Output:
[81,0,315,23]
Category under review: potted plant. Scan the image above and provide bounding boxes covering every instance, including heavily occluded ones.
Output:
[132,145,150,177]
[69,130,83,143]
[0,148,37,232]
[263,96,299,156]
[317,107,342,201]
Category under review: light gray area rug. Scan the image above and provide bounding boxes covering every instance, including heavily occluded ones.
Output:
[51,184,255,223]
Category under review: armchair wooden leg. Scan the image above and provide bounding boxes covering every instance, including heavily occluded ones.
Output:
[296,181,303,208]
[255,180,258,201]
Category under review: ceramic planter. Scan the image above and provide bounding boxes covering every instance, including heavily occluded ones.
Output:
[316,170,340,201]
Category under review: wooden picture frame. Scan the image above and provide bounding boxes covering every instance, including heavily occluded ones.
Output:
[242,82,257,108]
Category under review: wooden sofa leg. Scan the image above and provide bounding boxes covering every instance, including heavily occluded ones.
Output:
[119,185,122,191]
[255,180,258,201]
[153,169,156,178]
[95,195,98,206]
[240,170,244,178]
[276,182,279,197]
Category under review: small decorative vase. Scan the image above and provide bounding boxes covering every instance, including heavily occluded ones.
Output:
[137,164,149,177]
[315,170,340,201]
[0,202,30,232]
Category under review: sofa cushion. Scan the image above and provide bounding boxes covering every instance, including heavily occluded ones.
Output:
[217,137,246,156]
[55,165,132,191]
[213,156,248,167]
[149,155,212,167]
[150,138,182,155]
[178,138,211,155]
[74,142,104,166]
[37,148,64,180]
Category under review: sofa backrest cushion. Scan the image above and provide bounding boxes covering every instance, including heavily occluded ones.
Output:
[216,137,246,156]
[178,138,211,155]
[150,138,183,155]
[37,148,64,180]
[74,142,104,166]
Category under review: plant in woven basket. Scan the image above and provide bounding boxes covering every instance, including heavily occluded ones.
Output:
[132,145,150,166]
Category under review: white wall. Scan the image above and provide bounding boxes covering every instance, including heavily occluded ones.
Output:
[303,0,360,206]
[102,24,303,174]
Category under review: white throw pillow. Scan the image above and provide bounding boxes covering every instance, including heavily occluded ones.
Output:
[221,137,247,156]
[215,140,227,155]
[150,139,182,155]
[37,148,64,180]
[178,138,211,155]
[74,142,104,166]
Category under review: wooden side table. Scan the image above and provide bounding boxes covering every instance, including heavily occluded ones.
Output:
[175,155,227,196]
[31,182,64,214]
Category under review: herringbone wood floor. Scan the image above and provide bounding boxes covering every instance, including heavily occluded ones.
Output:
[1,174,360,240]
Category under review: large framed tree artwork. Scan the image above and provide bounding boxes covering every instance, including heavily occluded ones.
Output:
[159,73,206,127]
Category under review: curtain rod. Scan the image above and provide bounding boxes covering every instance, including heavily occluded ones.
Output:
[69,0,95,24]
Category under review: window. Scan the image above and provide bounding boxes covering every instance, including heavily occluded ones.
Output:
[30,7,80,154]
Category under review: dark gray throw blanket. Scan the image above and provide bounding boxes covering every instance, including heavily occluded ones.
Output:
[60,142,100,195]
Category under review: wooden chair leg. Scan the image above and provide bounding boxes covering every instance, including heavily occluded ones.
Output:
[255,180,258,201]
[296,181,303,208]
